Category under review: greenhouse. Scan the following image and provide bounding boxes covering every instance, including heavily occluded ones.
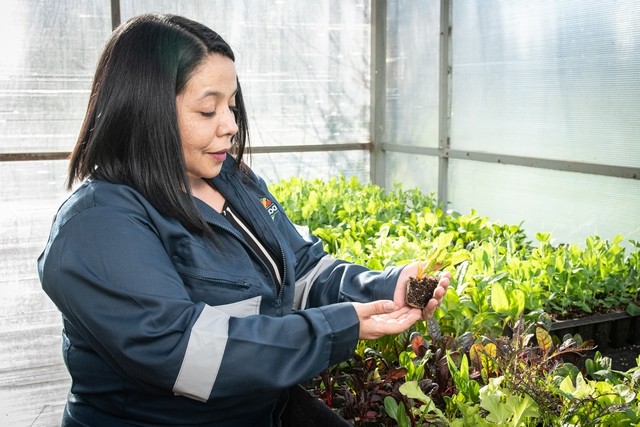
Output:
[1,0,639,426]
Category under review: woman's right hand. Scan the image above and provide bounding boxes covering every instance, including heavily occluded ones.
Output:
[352,300,422,340]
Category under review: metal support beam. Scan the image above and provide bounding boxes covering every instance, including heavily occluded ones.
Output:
[111,0,121,30]
[446,149,640,180]
[370,0,387,187]
[437,0,452,206]
[0,143,370,163]
[247,143,370,154]
[0,152,70,162]
[379,143,440,157]
[0,146,637,180]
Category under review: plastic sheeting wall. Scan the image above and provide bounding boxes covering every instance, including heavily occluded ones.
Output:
[384,0,441,192]
[449,0,640,245]
[0,1,372,423]
[119,0,372,183]
[385,0,640,246]
[0,2,112,424]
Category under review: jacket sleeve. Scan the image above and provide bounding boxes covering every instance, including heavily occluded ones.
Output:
[250,174,404,309]
[38,202,360,402]
[296,255,405,308]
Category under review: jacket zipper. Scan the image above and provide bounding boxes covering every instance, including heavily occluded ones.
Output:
[209,172,287,303]
[244,194,288,303]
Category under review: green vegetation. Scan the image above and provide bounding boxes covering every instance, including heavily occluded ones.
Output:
[270,175,640,426]
[271,175,640,321]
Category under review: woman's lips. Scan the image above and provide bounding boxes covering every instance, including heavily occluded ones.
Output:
[210,151,227,162]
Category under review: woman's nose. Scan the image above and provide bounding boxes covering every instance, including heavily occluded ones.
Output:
[221,107,239,136]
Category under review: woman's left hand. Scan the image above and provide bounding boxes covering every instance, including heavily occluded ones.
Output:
[393,262,451,319]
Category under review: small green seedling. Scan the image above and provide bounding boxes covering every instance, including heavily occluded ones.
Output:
[406,233,469,308]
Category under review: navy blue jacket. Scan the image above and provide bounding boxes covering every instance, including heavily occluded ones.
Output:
[37,158,403,426]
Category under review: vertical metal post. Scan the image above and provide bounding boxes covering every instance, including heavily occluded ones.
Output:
[370,0,387,187]
[111,0,121,31]
[437,0,452,207]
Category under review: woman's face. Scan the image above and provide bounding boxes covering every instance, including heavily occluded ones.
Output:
[176,54,239,187]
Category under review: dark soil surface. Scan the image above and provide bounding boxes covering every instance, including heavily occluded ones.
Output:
[405,276,438,308]
[549,308,640,372]
[596,343,640,371]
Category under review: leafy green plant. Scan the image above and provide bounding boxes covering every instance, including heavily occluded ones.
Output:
[385,380,447,426]
[468,319,596,425]
[313,314,640,426]
[383,316,640,427]
[309,349,405,424]
[413,233,471,279]
[517,233,640,318]
[272,175,639,326]
[552,366,639,426]
[406,232,471,308]
[269,176,640,425]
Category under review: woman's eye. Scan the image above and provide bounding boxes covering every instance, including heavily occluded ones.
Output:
[200,112,215,118]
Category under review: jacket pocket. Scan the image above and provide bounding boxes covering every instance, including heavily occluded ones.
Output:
[176,267,261,306]
[172,237,264,306]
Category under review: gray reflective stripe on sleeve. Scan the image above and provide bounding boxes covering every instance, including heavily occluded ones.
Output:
[215,295,261,318]
[294,223,310,237]
[293,255,338,310]
[172,304,230,402]
[173,297,262,401]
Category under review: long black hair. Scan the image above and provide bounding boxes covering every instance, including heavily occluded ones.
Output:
[68,13,249,235]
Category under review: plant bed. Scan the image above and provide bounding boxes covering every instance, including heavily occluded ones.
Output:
[596,343,640,371]
[270,177,640,425]
[305,318,640,426]
[549,311,640,350]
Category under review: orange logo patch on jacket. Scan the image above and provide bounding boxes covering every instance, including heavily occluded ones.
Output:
[260,198,279,220]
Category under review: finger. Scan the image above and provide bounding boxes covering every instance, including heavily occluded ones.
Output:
[438,272,451,284]
[421,285,449,317]
[421,299,440,318]
[432,285,447,301]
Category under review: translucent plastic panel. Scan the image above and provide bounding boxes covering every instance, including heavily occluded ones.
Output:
[0,160,71,425]
[385,152,439,196]
[0,1,111,153]
[451,0,640,168]
[120,0,371,147]
[0,160,69,302]
[249,150,369,185]
[448,159,640,248]
[385,0,441,147]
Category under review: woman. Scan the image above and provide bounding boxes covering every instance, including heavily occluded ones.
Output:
[38,13,449,426]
